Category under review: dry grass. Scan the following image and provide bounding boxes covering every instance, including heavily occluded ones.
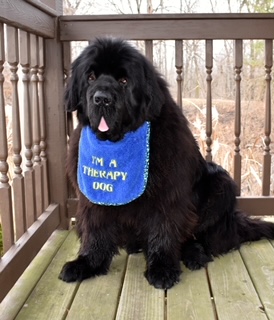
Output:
[182,98,273,196]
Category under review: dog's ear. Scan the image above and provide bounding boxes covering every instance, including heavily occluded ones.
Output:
[64,58,82,112]
[143,58,165,118]
[64,79,77,112]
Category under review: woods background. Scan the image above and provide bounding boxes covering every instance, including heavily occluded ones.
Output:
[3,0,274,196]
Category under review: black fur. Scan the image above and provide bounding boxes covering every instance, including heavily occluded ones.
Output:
[59,37,274,289]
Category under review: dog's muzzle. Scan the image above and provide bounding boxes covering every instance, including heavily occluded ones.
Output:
[93,91,112,107]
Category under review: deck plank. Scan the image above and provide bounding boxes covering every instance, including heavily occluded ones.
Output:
[2,232,274,319]
[115,253,165,320]
[0,230,69,320]
[15,230,80,320]
[167,265,216,320]
[66,251,128,320]
[208,250,268,320]
[240,240,274,319]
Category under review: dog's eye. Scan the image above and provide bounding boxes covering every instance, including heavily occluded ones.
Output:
[119,77,128,86]
[88,72,96,82]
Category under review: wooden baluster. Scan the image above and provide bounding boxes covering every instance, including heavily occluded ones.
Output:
[175,40,183,109]
[63,42,76,200]
[7,26,26,240]
[233,40,242,195]
[30,34,43,215]
[20,30,36,228]
[63,42,74,138]
[145,40,153,62]
[38,37,49,209]
[0,23,14,252]
[205,40,213,162]
[262,39,273,196]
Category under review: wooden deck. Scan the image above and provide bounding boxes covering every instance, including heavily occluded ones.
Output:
[1,229,274,320]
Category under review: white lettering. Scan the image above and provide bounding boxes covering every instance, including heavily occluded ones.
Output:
[109,159,118,168]
[93,182,113,192]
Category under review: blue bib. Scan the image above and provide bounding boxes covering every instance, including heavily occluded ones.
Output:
[78,122,150,206]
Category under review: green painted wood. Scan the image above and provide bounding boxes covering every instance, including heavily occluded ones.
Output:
[0,204,61,302]
[208,250,267,320]
[240,240,274,319]
[66,251,128,320]
[0,230,69,320]
[115,253,165,320]
[167,265,216,320]
[3,232,274,320]
[15,230,80,320]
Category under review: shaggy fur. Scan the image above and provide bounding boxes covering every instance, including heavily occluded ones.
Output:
[59,37,274,289]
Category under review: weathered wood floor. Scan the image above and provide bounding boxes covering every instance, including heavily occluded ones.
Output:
[1,229,274,320]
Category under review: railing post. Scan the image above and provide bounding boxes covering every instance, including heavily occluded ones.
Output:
[30,33,44,217]
[6,25,26,240]
[38,37,50,209]
[205,39,213,162]
[19,30,36,229]
[262,39,272,196]
[175,40,183,109]
[145,40,153,62]
[234,39,243,194]
[0,23,14,252]
[44,24,68,229]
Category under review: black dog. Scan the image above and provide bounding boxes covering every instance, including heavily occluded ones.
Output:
[59,37,274,289]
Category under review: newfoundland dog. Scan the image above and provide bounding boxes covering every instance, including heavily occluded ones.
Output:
[59,37,274,289]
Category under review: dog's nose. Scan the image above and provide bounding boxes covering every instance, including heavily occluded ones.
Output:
[93,91,112,107]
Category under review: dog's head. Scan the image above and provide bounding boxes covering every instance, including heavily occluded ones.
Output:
[65,37,165,141]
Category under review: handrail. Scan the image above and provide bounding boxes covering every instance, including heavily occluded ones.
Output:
[0,0,55,38]
[60,13,274,41]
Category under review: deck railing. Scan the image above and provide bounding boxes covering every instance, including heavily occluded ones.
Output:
[0,1,68,302]
[60,14,274,218]
[0,3,274,302]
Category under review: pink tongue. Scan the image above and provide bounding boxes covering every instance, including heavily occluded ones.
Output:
[98,116,109,132]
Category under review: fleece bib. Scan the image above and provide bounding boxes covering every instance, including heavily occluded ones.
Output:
[78,122,150,206]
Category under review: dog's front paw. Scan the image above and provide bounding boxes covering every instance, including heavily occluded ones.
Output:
[145,266,181,289]
[59,256,94,282]
[182,241,213,270]
[183,254,213,270]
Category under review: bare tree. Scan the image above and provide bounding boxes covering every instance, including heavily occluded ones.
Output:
[147,0,153,13]
[240,0,274,12]
[63,0,81,14]
[63,0,97,15]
